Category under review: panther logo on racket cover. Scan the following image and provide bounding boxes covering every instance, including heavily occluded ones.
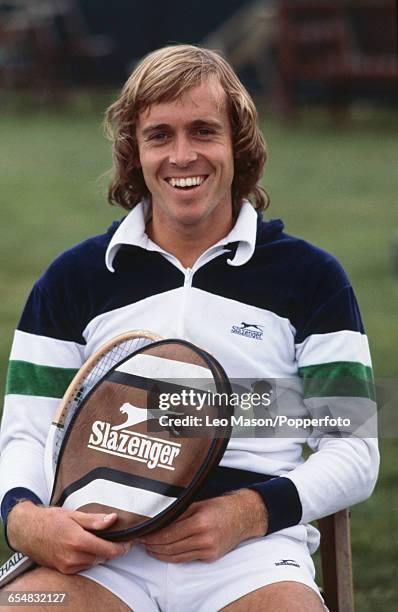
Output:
[112,402,148,430]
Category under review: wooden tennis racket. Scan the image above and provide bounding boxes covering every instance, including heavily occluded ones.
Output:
[0,331,232,586]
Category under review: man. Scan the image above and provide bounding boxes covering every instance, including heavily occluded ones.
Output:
[0,45,378,611]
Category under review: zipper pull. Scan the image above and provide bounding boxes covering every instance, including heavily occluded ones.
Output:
[184,267,192,286]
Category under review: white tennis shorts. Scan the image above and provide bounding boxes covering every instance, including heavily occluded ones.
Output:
[79,524,325,611]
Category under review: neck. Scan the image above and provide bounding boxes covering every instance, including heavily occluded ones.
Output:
[146,210,234,269]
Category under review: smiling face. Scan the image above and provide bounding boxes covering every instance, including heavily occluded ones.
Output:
[135,78,235,240]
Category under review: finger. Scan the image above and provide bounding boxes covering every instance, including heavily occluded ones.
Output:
[70,511,118,531]
[141,512,199,545]
[62,558,106,574]
[72,552,107,567]
[55,551,102,575]
[90,555,107,567]
[88,536,132,560]
[74,529,133,560]
[145,534,206,555]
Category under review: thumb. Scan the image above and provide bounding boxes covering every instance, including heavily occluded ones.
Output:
[70,510,118,531]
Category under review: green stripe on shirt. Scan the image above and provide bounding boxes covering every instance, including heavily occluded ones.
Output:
[6,360,78,398]
[299,361,375,401]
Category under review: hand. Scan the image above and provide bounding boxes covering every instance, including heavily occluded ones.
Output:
[139,489,268,563]
[7,501,132,574]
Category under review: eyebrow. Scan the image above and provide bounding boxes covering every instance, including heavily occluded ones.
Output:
[140,123,169,137]
[189,119,224,130]
[140,118,224,137]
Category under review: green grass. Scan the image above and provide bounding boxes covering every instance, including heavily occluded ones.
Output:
[1,101,397,608]
[0,103,117,392]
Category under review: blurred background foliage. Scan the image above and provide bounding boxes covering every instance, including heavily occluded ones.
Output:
[1,0,397,609]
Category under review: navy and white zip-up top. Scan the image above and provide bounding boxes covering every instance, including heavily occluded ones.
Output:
[0,201,379,540]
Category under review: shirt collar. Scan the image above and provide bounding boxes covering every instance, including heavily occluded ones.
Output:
[105,200,151,272]
[105,199,257,272]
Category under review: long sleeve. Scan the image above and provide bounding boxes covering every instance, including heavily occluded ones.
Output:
[0,280,85,525]
[249,256,379,533]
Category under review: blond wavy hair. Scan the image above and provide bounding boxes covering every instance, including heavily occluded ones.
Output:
[105,44,269,214]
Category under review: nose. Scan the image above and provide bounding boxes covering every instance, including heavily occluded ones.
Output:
[169,134,198,167]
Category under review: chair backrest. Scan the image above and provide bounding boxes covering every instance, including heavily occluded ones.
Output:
[318,509,354,612]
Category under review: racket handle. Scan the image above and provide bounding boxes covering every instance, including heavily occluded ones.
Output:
[0,552,35,588]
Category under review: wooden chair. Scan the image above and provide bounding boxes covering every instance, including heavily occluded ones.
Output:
[318,509,354,612]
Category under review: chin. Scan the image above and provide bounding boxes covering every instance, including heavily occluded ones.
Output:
[168,201,214,226]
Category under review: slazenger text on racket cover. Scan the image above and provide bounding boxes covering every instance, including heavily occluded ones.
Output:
[87,421,181,470]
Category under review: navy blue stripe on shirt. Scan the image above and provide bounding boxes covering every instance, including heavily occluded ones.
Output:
[17,215,364,347]
[18,245,183,343]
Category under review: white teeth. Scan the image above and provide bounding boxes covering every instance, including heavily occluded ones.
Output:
[167,176,206,188]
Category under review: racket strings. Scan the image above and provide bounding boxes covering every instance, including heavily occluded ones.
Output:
[52,336,154,468]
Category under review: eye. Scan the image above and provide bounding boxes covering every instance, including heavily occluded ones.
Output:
[151,132,168,141]
[196,127,212,137]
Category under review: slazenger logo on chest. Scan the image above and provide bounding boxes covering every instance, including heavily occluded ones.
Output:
[231,322,264,340]
[87,402,181,471]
